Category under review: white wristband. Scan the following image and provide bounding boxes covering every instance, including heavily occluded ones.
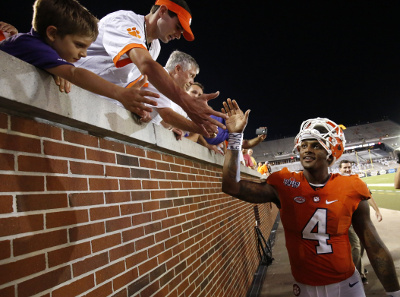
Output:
[386,290,400,297]
[227,133,243,150]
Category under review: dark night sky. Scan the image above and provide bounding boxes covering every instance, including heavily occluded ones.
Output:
[3,0,400,139]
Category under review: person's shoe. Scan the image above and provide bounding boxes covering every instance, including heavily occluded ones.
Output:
[362,277,368,285]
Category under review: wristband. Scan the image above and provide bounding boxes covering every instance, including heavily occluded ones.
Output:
[227,133,243,150]
[386,290,400,297]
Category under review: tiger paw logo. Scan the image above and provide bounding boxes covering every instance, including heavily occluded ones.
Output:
[127,27,141,38]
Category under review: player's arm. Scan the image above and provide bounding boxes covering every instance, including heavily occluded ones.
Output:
[221,99,280,205]
[128,47,228,135]
[352,200,400,292]
[46,64,159,113]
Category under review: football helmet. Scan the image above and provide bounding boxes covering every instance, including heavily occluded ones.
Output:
[293,117,346,163]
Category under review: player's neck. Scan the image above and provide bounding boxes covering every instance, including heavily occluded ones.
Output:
[303,168,330,185]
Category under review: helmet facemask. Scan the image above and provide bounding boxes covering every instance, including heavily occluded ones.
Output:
[293,118,346,165]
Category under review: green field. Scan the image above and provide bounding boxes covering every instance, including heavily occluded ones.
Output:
[361,173,400,211]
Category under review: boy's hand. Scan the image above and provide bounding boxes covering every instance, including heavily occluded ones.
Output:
[222,98,250,133]
[118,75,159,113]
[52,75,72,93]
[0,21,18,36]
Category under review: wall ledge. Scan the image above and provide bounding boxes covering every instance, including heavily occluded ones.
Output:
[0,51,259,176]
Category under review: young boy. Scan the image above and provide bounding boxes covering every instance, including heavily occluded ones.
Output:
[0,0,158,116]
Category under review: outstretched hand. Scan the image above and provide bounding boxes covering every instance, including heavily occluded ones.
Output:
[119,75,159,114]
[222,98,250,133]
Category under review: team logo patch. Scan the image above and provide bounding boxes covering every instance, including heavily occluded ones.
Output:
[293,284,301,296]
[283,177,300,188]
[294,196,306,204]
[313,196,320,203]
[127,27,141,38]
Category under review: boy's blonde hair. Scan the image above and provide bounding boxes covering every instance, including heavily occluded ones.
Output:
[32,0,99,40]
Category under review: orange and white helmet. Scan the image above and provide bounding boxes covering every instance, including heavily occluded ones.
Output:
[293,117,346,164]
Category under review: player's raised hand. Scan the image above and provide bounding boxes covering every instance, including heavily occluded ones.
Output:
[222,98,250,133]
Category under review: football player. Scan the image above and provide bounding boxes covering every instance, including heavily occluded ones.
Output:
[221,99,400,297]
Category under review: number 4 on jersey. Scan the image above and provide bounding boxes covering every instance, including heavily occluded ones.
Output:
[302,208,333,254]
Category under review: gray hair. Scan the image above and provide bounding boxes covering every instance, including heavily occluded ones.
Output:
[165,50,199,74]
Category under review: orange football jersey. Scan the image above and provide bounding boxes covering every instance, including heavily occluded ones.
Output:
[267,168,370,286]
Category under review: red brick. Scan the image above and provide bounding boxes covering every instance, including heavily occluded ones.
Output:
[113,268,138,291]
[17,266,71,297]
[139,159,157,169]
[131,191,151,201]
[0,240,11,260]
[0,254,45,285]
[119,179,142,190]
[106,217,132,232]
[82,282,113,297]
[125,250,148,269]
[142,180,159,189]
[13,229,68,256]
[69,222,105,242]
[12,116,62,138]
[105,192,130,204]
[130,168,150,179]
[150,170,166,179]
[122,226,145,242]
[17,193,68,211]
[70,161,104,176]
[43,140,85,159]
[0,286,14,297]
[72,252,108,277]
[90,205,119,221]
[89,178,119,191]
[69,192,104,207]
[125,146,145,157]
[143,201,160,212]
[116,154,139,166]
[48,241,91,267]
[135,235,155,252]
[46,176,88,191]
[109,242,135,262]
[0,214,43,236]
[0,132,41,153]
[132,213,152,226]
[161,154,174,163]
[148,242,165,258]
[0,113,8,128]
[157,162,171,171]
[0,174,44,192]
[0,195,13,213]
[139,279,159,296]
[91,233,121,253]
[86,148,116,164]
[0,153,14,170]
[96,260,125,284]
[111,289,128,297]
[105,165,130,177]
[52,275,95,297]
[99,138,125,153]
[146,151,162,160]
[46,209,89,228]
[120,203,142,216]
[63,129,98,147]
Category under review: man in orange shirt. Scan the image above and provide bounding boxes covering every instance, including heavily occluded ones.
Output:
[221,99,400,297]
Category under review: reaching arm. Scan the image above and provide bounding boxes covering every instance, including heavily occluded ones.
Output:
[46,64,159,115]
[158,108,204,135]
[128,47,228,135]
[352,200,400,292]
[395,165,400,189]
[368,196,382,222]
[243,134,267,149]
[221,99,280,205]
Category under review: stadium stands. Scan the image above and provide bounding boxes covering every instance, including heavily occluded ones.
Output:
[253,120,400,174]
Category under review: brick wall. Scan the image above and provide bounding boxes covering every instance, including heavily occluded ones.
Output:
[0,51,279,297]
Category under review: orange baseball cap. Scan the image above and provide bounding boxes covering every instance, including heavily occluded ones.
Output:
[155,0,194,41]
